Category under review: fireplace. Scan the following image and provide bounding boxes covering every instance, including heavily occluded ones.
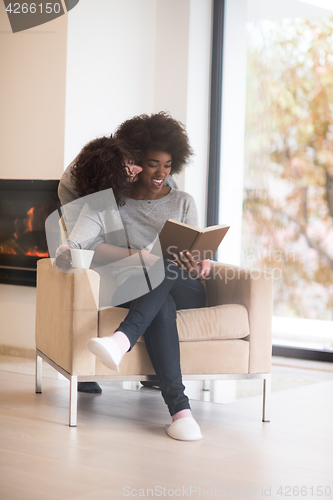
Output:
[0,180,60,286]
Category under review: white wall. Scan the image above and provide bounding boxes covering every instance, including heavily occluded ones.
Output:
[153,0,190,124]
[64,0,158,165]
[0,3,67,180]
[0,285,37,351]
[184,0,212,228]
[217,0,248,265]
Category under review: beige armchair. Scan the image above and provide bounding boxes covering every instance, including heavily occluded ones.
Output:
[35,258,273,426]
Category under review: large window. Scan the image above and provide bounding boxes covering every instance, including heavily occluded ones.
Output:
[243,15,333,320]
[218,0,333,353]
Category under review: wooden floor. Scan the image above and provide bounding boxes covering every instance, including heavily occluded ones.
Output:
[0,359,333,500]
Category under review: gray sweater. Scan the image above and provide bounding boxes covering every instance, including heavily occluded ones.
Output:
[65,188,198,288]
[67,189,197,250]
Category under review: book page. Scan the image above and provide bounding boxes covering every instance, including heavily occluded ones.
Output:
[152,220,199,259]
[191,226,230,260]
[202,224,229,233]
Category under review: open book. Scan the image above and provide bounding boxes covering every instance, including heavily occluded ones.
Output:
[152,219,230,261]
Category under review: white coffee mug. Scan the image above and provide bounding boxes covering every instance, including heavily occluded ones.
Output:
[70,249,94,269]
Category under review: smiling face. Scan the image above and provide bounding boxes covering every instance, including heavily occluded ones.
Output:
[135,150,172,199]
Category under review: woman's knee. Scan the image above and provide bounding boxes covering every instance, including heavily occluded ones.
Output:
[155,294,177,321]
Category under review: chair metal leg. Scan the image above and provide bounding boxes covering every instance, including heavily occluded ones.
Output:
[203,380,211,391]
[35,352,42,393]
[69,375,78,427]
[262,375,271,422]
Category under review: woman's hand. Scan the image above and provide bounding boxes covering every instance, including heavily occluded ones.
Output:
[199,259,211,279]
[55,245,72,270]
[173,252,210,279]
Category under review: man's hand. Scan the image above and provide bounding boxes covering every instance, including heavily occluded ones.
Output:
[55,245,72,270]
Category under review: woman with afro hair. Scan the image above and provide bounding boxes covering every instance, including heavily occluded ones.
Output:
[58,113,211,440]
[114,111,192,177]
[85,113,211,440]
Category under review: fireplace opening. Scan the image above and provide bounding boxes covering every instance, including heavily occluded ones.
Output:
[0,180,60,286]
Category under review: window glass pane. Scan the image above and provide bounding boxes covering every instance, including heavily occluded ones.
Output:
[242,12,333,348]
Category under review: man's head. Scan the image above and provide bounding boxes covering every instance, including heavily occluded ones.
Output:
[71,136,141,204]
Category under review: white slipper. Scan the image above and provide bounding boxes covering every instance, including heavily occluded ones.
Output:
[165,417,203,441]
[86,337,122,372]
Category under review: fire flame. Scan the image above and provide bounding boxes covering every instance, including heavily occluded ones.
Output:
[13,219,19,239]
[1,246,17,255]
[2,206,50,258]
[26,250,49,257]
[24,207,35,233]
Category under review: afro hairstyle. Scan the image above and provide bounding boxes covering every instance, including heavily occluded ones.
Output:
[114,112,193,175]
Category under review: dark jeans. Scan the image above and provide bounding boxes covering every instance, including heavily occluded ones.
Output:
[115,260,206,416]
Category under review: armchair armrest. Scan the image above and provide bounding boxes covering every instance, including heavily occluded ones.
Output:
[206,262,273,373]
[35,258,100,375]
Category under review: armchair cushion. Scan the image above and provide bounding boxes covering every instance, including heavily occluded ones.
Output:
[176,304,249,341]
[99,303,250,342]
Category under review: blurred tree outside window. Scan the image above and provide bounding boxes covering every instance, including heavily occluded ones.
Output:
[242,17,333,324]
